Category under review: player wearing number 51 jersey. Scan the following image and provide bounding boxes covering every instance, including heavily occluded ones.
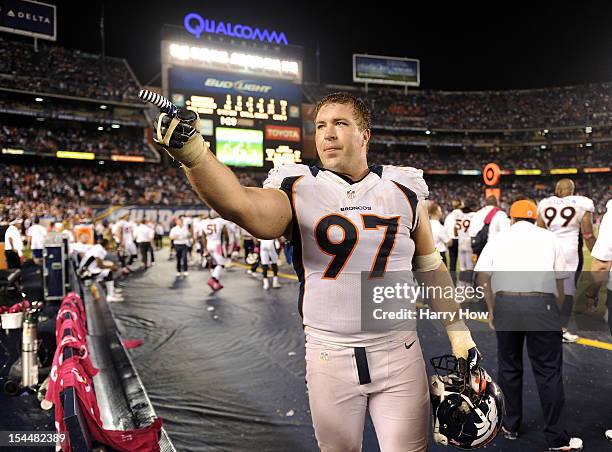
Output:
[152,91,481,452]
[200,211,229,291]
[537,179,596,340]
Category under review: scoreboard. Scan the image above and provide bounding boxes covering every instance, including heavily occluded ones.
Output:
[162,36,303,169]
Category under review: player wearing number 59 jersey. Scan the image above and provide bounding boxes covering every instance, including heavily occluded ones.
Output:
[457,208,475,272]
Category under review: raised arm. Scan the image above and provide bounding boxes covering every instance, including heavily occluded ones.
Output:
[185,157,292,239]
[152,105,292,239]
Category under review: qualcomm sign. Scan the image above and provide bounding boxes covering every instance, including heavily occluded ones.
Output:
[184,13,288,46]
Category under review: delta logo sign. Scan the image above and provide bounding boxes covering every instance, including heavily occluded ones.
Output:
[184,13,288,46]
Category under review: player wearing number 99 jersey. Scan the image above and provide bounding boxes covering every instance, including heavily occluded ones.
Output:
[537,180,596,280]
[537,179,596,338]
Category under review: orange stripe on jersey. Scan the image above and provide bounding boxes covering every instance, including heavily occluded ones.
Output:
[391,180,419,230]
[289,175,307,318]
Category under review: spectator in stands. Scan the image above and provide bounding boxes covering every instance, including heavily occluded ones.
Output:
[0,37,140,103]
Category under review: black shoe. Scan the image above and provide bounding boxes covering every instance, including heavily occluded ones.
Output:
[502,427,518,440]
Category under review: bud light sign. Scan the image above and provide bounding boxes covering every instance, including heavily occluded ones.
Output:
[184,13,288,46]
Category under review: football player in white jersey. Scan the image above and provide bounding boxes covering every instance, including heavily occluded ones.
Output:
[456,202,476,288]
[201,210,229,291]
[226,222,242,261]
[152,92,480,451]
[537,179,596,342]
[429,202,451,267]
[115,213,138,273]
[585,199,612,442]
[193,212,209,267]
[443,198,463,274]
[259,239,281,289]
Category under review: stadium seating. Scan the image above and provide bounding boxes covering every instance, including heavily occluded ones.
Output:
[0,38,157,161]
[0,162,262,220]
[304,82,612,129]
[0,37,140,103]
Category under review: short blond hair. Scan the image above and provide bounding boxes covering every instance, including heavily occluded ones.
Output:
[314,92,371,131]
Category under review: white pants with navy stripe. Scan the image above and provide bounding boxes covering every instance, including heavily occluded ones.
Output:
[305,336,428,452]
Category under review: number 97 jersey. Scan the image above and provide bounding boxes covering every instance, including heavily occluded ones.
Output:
[264,164,429,344]
[537,195,594,268]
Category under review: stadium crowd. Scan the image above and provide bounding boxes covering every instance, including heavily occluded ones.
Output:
[1,122,154,158]
[0,163,260,218]
[0,97,147,125]
[0,37,140,103]
[368,146,610,171]
[0,162,609,223]
[305,82,612,129]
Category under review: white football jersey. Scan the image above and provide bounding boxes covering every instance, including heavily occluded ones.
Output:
[591,199,612,290]
[192,218,203,237]
[201,217,227,243]
[79,244,107,273]
[430,219,450,253]
[457,212,475,252]
[538,195,594,269]
[264,163,428,346]
[227,222,242,242]
[260,239,277,251]
[116,219,135,244]
[444,208,463,239]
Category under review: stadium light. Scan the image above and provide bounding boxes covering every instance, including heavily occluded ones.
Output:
[2,148,25,155]
[585,126,592,134]
[585,142,592,147]
[56,151,95,160]
[540,145,547,149]
[111,124,121,129]
[97,126,104,131]
[100,105,108,110]
[168,43,299,78]
[35,97,43,102]
[425,130,431,135]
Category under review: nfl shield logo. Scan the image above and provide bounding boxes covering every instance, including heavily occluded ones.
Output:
[347,190,355,199]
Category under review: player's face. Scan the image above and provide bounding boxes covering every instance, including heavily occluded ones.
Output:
[315,103,370,174]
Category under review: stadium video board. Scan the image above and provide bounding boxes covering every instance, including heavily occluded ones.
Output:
[353,54,420,87]
[162,34,303,169]
[215,127,264,167]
